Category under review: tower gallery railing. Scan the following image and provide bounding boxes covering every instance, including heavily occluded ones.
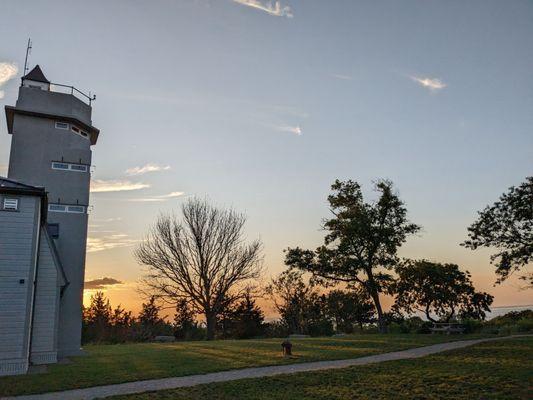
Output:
[49,82,96,105]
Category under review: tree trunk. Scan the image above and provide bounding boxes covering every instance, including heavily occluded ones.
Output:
[426,308,436,323]
[371,293,387,333]
[365,272,387,333]
[206,312,216,340]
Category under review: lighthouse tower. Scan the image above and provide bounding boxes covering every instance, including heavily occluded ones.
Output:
[5,65,99,357]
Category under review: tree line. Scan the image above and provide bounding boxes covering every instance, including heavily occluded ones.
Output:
[83,176,531,342]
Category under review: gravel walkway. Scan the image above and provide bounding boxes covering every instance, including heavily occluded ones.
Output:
[3,335,529,400]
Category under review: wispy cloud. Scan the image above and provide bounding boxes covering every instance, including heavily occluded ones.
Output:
[331,73,353,81]
[90,179,150,193]
[159,191,185,198]
[0,62,18,99]
[87,234,138,253]
[277,125,302,136]
[128,191,185,203]
[92,217,123,223]
[125,163,171,176]
[84,277,123,290]
[410,76,447,92]
[232,0,293,18]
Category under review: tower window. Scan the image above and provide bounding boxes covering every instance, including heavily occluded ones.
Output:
[49,204,67,213]
[48,204,86,214]
[70,125,90,140]
[3,198,19,211]
[52,162,69,170]
[67,205,85,213]
[52,162,88,172]
[70,164,88,172]
[55,122,69,130]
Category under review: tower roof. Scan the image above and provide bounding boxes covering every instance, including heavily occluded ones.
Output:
[22,65,50,83]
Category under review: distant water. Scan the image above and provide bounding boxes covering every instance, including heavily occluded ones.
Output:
[263,305,533,323]
[486,305,533,319]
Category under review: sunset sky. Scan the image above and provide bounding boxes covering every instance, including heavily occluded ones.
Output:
[1,0,532,316]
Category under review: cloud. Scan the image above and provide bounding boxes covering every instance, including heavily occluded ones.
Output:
[277,125,302,136]
[159,191,185,198]
[232,0,293,18]
[84,277,123,290]
[410,76,447,92]
[331,74,353,81]
[125,163,171,176]
[90,179,150,193]
[0,62,18,98]
[93,217,123,222]
[128,191,185,202]
[128,198,166,203]
[87,234,138,253]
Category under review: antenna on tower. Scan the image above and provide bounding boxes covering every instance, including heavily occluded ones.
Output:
[23,38,32,76]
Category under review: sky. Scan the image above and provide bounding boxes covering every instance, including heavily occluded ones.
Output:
[0,0,532,316]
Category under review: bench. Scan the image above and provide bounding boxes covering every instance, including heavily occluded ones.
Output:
[430,323,465,335]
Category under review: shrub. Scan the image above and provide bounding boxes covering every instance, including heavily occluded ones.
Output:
[263,321,290,338]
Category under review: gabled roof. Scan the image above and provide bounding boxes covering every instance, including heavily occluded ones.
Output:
[0,176,48,223]
[0,176,44,191]
[22,65,50,83]
[42,226,69,289]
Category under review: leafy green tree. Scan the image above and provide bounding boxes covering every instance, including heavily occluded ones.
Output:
[266,270,332,336]
[393,260,494,323]
[227,291,265,339]
[173,299,197,340]
[325,289,375,332]
[83,291,112,343]
[217,290,265,339]
[286,180,420,333]
[110,304,133,343]
[462,176,533,287]
[136,296,170,340]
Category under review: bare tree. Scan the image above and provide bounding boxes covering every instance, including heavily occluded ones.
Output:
[135,198,263,340]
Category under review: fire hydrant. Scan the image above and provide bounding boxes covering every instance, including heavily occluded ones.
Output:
[281,340,292,357]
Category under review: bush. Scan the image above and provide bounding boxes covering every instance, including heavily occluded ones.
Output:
[478,309,533,335]
[516,318,533,332]
[263,321,290,338]
[460,318,484,334]
[308,319,334,337]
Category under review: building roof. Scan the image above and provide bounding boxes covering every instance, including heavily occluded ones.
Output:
[0,177,48,223]
[0,176,44,192]
[22,65,50,83]
[4,105,100,146]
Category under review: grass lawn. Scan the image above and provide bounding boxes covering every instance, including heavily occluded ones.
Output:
[0,334,491,397]
[112,336,533,400]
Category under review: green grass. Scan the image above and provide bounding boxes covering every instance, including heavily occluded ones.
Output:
[112,337,533,400]
[0,334,490,396]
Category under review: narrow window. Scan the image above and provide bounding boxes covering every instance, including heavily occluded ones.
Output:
[3,198,19,211]
[55,122,69,130]
[71,125,90,140]
[67,205,85,213]
[48,204,67,213]
[47,223,60,238]
[52,162,70,170]
[69,164,88,172]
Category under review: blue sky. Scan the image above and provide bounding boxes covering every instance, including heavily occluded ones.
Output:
[1,0,532,312]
